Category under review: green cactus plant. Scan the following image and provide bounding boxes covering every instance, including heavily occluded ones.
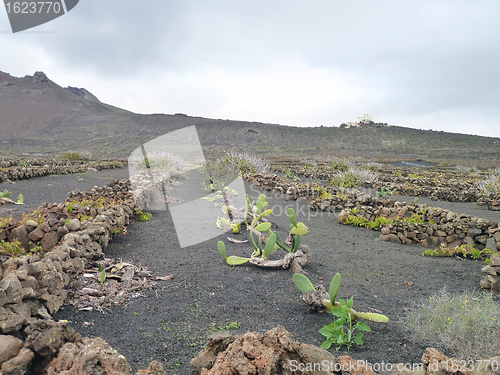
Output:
[0,190,25,205]
[216,217,241,234]
[293,273,315,294]
[293,272,388,351]
[245,194,271,227]
[255,222,272,232]
[287,207,298,227]
[218,241,250,265]
[204,185,242,234]
[217,206,309,269]
[0,189,10,199]
[262,233,277,259]
[226,256,250,265]
[218,241,227,260]
[328,273,341,305]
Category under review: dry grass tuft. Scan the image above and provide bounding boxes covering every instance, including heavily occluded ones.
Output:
[401,288,500,360]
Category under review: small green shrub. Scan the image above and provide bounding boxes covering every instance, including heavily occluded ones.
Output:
[62,152,82,161]
[66,197,117,213]
[223,151,270,173]
[341,210,423,231]
[0,239,25,257]
[377,186,397,198]
[0,239,43,258]
[366,217,389,230]
[137,155,171,170]
[320,190,335,200]
[135,209,152,222]
[477,172,500,194]
[21,208,46,226]
[0,215,15,230]
[283,170,300,181]
[327,158,350,172]
[400,213,425,225]
[109,160,124,168]
[329,167,378,188]
[329,172,359,188]
[423,244,487,260]
[455,244,482,260]
[402,289,500,360]
[78,214,92,222]
[422,247,454,257]
[214,155,257,178]
[214,151,269,178]
[134,151,196,174]
[341,213,370,228]
[340,209,389,230]
[408,173,422,179]
[97,263,106,285]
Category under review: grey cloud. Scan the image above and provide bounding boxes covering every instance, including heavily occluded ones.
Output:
[1,0,499,137]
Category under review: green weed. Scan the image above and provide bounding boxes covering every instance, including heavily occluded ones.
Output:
[423,244,489,260]
[135,209,152,222]
[0,239,43,258]
[210,321,241,332]
[319,297,371,351]
[377,186,397,198]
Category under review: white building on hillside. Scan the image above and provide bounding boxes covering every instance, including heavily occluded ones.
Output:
[346,122,359,128]
[358,114,372,123]
[342,114,373,128]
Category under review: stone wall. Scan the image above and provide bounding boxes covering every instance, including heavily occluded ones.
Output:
[270,164,500,210]
[0,179,137,333]
[481,255,500,293]
[0,159,126,183]
[246,173,500,252]
[371,180,499,210]
[339,202,500,251]
[0,320,167,374]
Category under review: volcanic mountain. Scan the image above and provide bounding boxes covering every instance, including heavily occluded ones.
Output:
[0,70,499,165]
[0,71,125,136]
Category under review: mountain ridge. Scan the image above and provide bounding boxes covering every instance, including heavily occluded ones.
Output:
[0,70,499,165]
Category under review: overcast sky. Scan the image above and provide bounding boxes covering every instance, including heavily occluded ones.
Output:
[1,1,500,138]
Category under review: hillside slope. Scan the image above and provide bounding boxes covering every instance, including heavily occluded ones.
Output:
[1,71,499,163]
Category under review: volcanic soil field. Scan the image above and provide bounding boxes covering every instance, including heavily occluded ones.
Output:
[0,161,499,374]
